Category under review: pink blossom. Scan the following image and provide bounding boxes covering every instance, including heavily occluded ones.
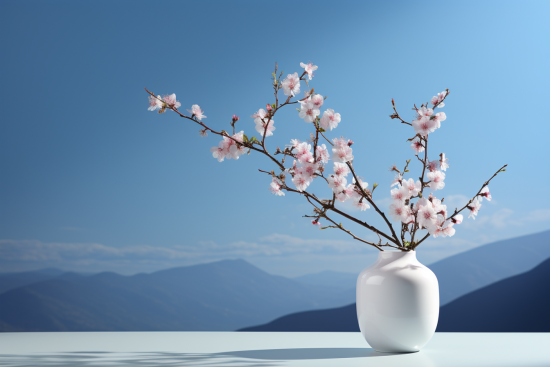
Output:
[427,171,446,191]
[148,95,163,111]
[311,219,322,229]
[310,94,324,110]
[431,198,447,222]
[431,91,447,108]
[300,62,318,80]
[282,72,301,96]
[332,137,353,147]
[431,223,445,238]
[210,142,227,162]
[327,174,347,192]
[467,198,482,219]
[251,108,267,121]
[354,200,370,211]
[412,116,437,136]
[411,137,425,153]
[299,101,321,123]
[440,153,449,171]
[391,185,411,202]
[417,106,434,118]
[295,142,314,163]
[434,112,446,123]
[442,221,455,237]
[266,104,272,111]
[252,109,275,137]
[226,131,247,160]
[292,174,311,192]
[332,144,353,163]
[389,201,410,222]
[418,204,438,231]
[199,129,208,137]
[479,186,492,201]
[336,186,352,202]
[163,94,181,109]
[290,139,301,148]
[187,104,206,120]
[415,197,430,210]
[333,162,350,177]
[340,184,357,202]
[320,109,341,131]
[403,178,421,197]
[296,162,319,179]
[269,177,285,196]
[451,214,463,224]
[255,119,275,137]
[316,144,329,163]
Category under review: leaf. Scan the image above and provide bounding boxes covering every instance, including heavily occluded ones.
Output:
[319,127,326,132]
[250,137,258,143]
[242,134,249,143]
[271,73,276,78]
[296,108,301,112]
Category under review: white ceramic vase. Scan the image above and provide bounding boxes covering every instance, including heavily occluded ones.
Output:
[356,250,439,353]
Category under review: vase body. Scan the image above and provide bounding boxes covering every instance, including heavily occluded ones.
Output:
[356,251,439,352]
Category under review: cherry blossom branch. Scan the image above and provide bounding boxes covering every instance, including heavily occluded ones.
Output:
[279,184,398,246]
[144,88,286,171]
[412,164,507,250]
[346,162,402,247]
[319,215,385,251]
[147,66,503,256]
[390,99,412,126]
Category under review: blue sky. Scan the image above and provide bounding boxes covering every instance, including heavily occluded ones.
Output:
[1,0,549,276]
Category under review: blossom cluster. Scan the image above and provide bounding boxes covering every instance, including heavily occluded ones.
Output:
[387,90,495,238]
[411,106,447,137]
[148,94,182,113]
[210,131,247,162]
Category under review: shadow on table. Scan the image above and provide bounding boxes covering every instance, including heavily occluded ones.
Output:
[225,347,409,360]
[0,348,411,366]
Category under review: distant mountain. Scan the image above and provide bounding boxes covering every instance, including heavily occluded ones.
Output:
[0,268,66,294]
[289,230,550,306]
[429,229,550,305]
[0,259,354,332]
[293,270,357,289]
[436,257,550,332]
[240,303,358,332]
[240,258,550,332]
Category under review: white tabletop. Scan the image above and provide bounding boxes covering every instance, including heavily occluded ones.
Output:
[0,332,549,366]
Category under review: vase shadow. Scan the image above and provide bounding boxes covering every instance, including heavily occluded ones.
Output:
[222,347,411,360]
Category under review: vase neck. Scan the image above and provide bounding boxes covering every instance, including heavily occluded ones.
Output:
[376,251,417,265]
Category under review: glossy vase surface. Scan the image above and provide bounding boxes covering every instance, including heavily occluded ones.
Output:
[356,251,439,352]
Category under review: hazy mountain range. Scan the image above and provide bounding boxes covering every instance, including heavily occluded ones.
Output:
[0,259,353,331]
[1,229,549,332]
[241,258,550,332]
